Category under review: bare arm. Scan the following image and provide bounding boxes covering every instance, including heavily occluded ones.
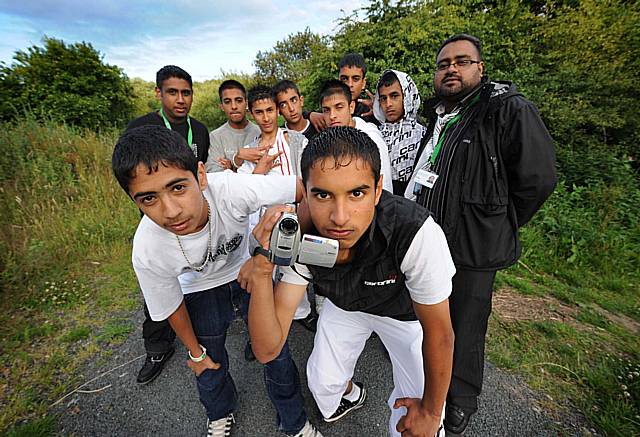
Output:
[237,205,307,363]
[166,301,221,375]
[395,299,454,436]
[239,257,306,362]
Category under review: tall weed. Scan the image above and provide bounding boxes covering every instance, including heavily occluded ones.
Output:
[0,118,137,294]
[518,179,640,318]
[0,119,139,432]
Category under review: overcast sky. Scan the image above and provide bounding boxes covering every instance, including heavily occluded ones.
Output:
[0,0,366,81]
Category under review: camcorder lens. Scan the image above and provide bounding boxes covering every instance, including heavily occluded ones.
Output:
[279,217,299,235]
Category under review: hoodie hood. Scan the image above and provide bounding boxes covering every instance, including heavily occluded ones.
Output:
[374,70,421,124]
[373,70,427,186]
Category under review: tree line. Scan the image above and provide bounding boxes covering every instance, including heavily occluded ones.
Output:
[1,0,638,191]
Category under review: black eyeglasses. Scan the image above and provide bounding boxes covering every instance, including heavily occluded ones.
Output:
[435,59,481,72]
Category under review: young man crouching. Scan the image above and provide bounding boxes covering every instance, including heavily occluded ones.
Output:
[239,126,455,436]
[112,125,320,437]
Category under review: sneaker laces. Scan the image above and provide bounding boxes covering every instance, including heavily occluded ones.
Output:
[207,413,234,437]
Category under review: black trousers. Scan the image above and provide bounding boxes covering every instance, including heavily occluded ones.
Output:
[447,269,497,414]
[142,302,176,355]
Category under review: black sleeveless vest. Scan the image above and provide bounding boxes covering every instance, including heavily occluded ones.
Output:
[307,191,431,321]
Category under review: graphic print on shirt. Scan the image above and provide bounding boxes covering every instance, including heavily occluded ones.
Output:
[373,70,427,183]
[179,233,244,273]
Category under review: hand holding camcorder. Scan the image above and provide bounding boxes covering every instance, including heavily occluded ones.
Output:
[248,208,338,268]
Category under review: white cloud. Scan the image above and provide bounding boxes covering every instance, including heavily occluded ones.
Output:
[0,0,369,80]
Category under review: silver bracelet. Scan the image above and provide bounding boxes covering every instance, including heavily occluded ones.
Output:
[232,151,242,168]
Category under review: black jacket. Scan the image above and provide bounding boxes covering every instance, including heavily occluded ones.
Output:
[414,79,556,271]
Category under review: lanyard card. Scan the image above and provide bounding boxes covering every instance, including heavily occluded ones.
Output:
[414,167,439,189]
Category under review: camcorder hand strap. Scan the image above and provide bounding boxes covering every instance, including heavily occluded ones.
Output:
[252,246,272,259]
[248,232,272,259]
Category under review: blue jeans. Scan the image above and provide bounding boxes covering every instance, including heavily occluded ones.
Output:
[184,280,307,434]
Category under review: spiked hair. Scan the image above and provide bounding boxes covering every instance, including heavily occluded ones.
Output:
[301,126,380,186]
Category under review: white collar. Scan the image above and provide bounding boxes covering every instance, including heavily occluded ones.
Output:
[284,119,309,133]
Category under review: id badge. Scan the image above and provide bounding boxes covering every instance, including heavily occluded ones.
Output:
[414,168,439,189]
[190,143,198,157]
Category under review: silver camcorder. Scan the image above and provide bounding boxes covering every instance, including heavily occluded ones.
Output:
[249,212,338,267]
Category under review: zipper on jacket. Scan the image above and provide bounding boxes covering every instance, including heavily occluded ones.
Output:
[489,155,501,197]
[490,155,498,178]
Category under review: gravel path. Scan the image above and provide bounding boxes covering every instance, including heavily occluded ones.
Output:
[56,308,591,436]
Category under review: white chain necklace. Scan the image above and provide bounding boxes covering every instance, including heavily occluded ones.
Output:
[175,199,212,272]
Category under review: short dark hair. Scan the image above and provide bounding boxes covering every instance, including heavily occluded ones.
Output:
[301,126,380,187]
[156,65,193,89]
[319,79,352,106]
[338,53,367,75]
[218,79,247,100]
[377,70,399,90]
[436,34,482,60]
[247,84,276,111]
[272,80,300,100]
[112,125,198,194]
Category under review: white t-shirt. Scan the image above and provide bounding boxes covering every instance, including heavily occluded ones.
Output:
[354,117,394,193]
[280,216,455,306]
[132,172,297,321]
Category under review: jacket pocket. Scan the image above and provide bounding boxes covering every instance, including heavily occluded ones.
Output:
[454,195,516,269]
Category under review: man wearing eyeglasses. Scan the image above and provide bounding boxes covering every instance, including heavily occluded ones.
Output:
[405,34,557,435]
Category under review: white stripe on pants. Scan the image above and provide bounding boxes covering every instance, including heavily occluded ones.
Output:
[306,299,444,436]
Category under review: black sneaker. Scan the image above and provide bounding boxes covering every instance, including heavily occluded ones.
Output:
[444,403,473,435]
[244,339,256,362]
[136,347,175,384]
[294,313,317,332]
[324,382,366,422]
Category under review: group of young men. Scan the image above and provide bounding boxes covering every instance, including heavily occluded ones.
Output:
[115,33,557,437]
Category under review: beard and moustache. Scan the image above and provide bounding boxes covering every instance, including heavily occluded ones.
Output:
[436,72,475,101]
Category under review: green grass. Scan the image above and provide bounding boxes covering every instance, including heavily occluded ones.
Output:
[0,119,141,434]
[60,326,92,343]
[97,320,134,344]
[490,269,639,435]
[485,176,640,436]
[6,415,57,437]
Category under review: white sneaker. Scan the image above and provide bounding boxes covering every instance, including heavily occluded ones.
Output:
[206,413,234,437]
[289,420,323,437]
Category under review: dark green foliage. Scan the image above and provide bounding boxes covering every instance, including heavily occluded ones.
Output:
[0,37,134,130]
[254,28,330,85]
[256,0,639,181]
[253,28,332,111]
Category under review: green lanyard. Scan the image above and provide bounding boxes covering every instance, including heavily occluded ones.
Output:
[160,108,193,147]
[428,92,481,167]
